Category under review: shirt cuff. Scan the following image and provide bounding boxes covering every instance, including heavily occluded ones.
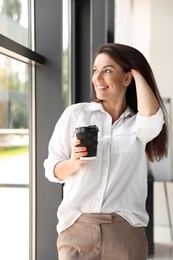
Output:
[136,108,164,128]
[44,159,65,184]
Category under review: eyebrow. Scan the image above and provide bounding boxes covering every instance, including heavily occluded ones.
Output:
[93,65,115,69]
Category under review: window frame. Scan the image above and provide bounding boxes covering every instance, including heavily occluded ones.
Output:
[0,34,45,65]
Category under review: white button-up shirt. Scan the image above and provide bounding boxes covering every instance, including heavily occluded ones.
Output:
[44,102,164,234]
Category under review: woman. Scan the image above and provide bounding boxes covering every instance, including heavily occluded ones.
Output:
[44,43,168,260]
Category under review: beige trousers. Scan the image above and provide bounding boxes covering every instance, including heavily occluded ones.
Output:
[57,213,148,260]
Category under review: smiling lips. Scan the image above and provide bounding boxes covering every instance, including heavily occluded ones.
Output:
[96,86,109,89]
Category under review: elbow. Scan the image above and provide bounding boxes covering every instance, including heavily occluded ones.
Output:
[138,106,160,117]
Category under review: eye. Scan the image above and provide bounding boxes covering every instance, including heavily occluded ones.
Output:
[93,68,98,74]
[105,69,112,73]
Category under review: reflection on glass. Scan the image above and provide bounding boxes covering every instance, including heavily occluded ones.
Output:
[0,54,30,260]
[0,0,30,48]
[62,0,71,108]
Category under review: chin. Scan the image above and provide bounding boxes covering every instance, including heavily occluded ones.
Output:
[96,94,105,100]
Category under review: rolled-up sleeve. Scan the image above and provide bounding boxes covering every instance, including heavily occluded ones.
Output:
[136,108,164,147]
[44,106,74,183]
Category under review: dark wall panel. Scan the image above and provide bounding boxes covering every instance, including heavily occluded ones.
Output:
[75,0,91,102]
[74,0,115,103]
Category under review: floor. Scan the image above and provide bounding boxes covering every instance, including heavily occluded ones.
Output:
[148,226,173,260]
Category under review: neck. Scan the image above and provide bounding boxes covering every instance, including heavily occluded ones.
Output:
[102,99,127,123]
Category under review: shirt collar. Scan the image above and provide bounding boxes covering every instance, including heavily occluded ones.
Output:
[90,102,134,118]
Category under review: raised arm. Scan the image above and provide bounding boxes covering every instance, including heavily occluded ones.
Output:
[131,69,160,116]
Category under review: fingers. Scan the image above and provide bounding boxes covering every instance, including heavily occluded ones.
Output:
[72,140,88,161]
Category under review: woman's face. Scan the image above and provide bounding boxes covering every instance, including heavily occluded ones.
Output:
[92,53,130,103]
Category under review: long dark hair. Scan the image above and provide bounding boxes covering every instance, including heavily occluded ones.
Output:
[92,43,168,162]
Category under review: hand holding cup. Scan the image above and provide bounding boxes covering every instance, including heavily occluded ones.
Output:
[74,125,99,160]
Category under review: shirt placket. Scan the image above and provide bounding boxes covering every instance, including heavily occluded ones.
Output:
[94,114,112,212]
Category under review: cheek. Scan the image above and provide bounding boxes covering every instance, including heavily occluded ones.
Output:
[92,75,95,84]
[112,75,125,86]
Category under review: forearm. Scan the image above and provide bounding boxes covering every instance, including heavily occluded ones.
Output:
[54,139,90,181]
[132,70,160,116]
[54,158,80,181]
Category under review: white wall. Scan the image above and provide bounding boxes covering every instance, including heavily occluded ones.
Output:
[115,0,151,58]
[150,0,173,227]
[115,0,173,227]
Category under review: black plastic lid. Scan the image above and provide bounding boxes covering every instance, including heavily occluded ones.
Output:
[75,125,99,133]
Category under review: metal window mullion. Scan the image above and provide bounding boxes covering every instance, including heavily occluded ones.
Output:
[0,34,45,65]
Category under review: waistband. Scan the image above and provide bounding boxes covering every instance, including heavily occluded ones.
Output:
[76,213,125,224]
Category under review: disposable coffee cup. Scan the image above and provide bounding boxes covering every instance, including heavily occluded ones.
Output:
[75,125,99,160]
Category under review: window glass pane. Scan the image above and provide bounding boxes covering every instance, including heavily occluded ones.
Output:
[0,0,30,48]
[0,54,30,260]
[62,0,71,108]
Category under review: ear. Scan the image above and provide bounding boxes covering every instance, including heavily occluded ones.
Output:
[124,72,132,87]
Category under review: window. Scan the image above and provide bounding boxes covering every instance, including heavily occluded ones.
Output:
[0,56,30,260]
[0,0,30,47]
[0,1,43,259]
